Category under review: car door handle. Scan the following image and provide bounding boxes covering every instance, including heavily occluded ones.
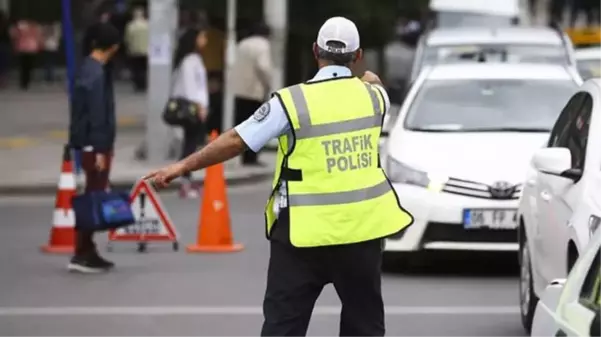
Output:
[540,191,552,201]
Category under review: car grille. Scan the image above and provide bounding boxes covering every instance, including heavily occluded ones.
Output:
[422,222,517,244]
[443,177,522,200]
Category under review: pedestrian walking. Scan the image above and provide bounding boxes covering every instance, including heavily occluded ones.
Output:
[144,17,414,336]
[232,22,273,166]
[67,23,120,273]
[170,23,210,199]
[41,21,61,83]
[124,7,149,92]
[10,18,42,90]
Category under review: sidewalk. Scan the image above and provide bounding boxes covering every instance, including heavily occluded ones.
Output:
[0,133,276,195]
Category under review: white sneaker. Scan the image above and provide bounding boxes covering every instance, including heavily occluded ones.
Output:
[67,257,106,274]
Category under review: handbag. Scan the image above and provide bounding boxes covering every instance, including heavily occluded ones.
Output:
[162,64,201,127]
[162,97,200,127]
[72,190,135,231]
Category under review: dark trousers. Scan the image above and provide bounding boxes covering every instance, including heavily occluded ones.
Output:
[528,0,537,17]
[261,239,385,336]
[17,53,35,90]
[234,97,263,164]
[74,150,113,257]
[569,0,600,26]
[129,55,148,91]
[207,72,223,135]
[180,124,205,179]
[0,44,9,84]
[42,51,57,82]
[207,91,223,134]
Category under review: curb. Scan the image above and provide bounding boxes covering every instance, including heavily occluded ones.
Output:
[0,171,273,196]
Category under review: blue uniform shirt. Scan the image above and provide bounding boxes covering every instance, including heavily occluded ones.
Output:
[234,65,391,215]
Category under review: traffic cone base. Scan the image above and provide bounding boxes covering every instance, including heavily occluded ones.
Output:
[186,242,244,253]
[41,246,74,254]
[42,145,77,254]
[41,227,75,254]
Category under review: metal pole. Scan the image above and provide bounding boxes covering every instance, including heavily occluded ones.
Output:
[264,0,287,150]
[61,0,84,174]
[222,0,237,133]
[146,0,177,163]
[264,0,288,91]
[61,0,76,99]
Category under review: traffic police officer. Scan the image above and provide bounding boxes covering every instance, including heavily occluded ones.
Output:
[144,16,413,336]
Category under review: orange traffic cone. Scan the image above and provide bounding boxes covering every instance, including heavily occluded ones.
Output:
[41,145,76,254]
[187,131,244,253]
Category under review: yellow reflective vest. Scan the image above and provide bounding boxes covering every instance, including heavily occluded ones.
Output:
[265,76,414,247]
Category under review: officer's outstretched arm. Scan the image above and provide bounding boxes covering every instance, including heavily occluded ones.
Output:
[181,129,247,173]
[362,71,383,87]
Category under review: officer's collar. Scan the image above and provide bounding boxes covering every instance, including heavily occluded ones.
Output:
[313,65,352,81]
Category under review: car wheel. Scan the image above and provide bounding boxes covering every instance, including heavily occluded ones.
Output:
[519,235,539,333]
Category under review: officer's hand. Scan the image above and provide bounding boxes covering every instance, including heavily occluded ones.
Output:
[142,162,187,189]
[95,153,107,172]
[361,71,382,85]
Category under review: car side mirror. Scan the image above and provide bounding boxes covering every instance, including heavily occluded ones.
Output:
[539,279,566,310]
[532,148,582,182]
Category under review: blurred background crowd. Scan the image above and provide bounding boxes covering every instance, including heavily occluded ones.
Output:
[0,0,598,100]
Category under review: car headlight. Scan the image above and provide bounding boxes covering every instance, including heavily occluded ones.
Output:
[385,157,430,187]
[589,215,600,237]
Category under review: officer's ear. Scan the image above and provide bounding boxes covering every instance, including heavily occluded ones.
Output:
[312,42,319,60]
[354,48,363,62]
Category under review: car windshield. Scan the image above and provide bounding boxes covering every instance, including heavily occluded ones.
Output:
[576,58,601,79]
[422,44,568,66]
[404,79,578,132]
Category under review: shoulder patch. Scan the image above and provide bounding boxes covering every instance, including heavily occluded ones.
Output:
[253,102,271,122]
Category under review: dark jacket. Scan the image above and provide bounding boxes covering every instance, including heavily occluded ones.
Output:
[69,57,116,152]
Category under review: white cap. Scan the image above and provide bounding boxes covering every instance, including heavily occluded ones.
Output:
[316,17,360,54]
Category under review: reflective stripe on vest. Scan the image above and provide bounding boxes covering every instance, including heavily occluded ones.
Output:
[289,83,383,140]
[288,180,390,206]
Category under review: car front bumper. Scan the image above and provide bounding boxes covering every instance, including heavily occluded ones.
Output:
[385,183,519,252]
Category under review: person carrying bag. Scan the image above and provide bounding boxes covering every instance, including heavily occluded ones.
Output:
[162,23,210,199]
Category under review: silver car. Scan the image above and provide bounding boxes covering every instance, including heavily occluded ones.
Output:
[410,26,577,83]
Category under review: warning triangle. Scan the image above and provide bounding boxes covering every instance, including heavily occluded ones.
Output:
[108,180,179,242]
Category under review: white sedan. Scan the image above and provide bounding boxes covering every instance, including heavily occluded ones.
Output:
[531,229,600,337]
[383,62,581,259]
[575,47,601,80]
[518,78,601,332]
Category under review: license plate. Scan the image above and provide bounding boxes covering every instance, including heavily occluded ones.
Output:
[463,209,517,229]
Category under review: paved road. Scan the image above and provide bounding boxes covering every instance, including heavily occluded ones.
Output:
[0,181,526,336]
